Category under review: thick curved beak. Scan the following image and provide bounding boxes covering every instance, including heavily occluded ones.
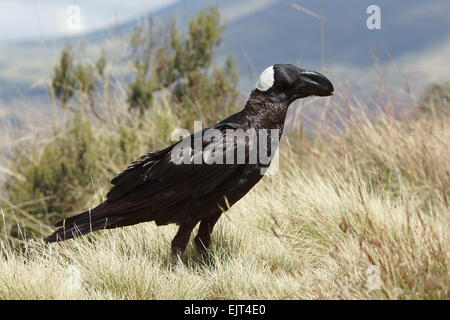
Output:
[300,70,334,96]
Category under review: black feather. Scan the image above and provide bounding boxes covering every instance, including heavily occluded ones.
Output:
[44,64,334,261]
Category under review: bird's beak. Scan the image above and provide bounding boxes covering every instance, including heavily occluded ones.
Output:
[300,70,334,96]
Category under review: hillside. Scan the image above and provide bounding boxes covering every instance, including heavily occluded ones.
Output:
[0,0,449,101]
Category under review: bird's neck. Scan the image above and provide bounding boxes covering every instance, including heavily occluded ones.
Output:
[244,90,290,132]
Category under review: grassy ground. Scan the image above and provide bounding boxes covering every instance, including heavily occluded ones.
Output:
[0,95,448,299]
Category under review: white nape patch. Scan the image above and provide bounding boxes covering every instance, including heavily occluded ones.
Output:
[255,66,274,91]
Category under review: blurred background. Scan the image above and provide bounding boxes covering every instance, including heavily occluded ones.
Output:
[0,0,449,116]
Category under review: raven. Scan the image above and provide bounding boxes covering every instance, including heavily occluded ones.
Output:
[44,64,334,265]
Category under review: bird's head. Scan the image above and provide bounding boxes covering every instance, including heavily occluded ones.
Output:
[254,64,334,103]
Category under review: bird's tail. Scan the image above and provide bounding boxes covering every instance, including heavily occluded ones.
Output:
[43,204,125,243]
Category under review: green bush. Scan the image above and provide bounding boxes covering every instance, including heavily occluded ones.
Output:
[5,116,100,223]
[127,5,239,128]
[4,115,158,224]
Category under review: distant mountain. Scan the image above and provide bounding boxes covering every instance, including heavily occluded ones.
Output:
[0,0,449,112]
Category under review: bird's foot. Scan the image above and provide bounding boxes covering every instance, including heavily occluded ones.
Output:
[194,235,210,256]
[194,235,216,266]
[172,248,184,268]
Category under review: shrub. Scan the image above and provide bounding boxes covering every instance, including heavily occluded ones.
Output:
[4,116,101,223]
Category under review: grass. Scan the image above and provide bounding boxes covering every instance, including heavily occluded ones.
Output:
[0,88,448,299]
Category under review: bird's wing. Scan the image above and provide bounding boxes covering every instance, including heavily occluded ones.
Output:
[106,121,253,204]
[46,122,256,241]
[106,145,175,202]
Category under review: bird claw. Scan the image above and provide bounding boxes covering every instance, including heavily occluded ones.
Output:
[172,252,184,268]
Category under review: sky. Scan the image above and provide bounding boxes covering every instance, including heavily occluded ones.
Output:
[0,0,179,42]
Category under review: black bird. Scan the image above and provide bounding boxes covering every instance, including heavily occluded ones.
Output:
[44,64,334,265]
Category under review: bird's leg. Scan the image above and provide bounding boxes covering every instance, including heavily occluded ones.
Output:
[194,212,222,255]
[171,222,197,267]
